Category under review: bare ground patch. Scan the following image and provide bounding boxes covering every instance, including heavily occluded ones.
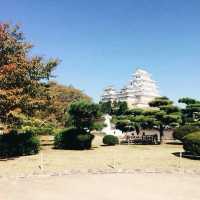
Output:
[0,135,200,177]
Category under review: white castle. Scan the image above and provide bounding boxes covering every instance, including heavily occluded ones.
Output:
[101,69,160,108]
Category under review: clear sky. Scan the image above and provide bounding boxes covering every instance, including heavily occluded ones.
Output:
[1,0,200,102]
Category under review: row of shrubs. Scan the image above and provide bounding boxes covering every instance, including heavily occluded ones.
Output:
[173,125,200,156]
[0,101,119,157]
[0,128,119,157]
[54,128,119,149]
[0,128,95,157]
[1,125,200,158]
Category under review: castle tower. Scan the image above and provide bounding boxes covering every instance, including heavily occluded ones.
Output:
[101,85,117,103]
[128,69,160,108]
[100,68,160,108]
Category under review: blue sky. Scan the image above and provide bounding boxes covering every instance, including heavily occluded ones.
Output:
[1,0,200,102]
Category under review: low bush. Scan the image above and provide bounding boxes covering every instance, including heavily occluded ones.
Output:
[173,125,200,142]
[183,132,200,156]
[0,130,40,157]
[103,135,119,146]
[54,127,94,150]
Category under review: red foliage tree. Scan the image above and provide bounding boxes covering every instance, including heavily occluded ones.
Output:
[0,23,59,126]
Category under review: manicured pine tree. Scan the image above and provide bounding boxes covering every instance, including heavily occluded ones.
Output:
[149,97,182,143]
[68,100,101,132]
[99,101,112,115]
[178,97,200,126]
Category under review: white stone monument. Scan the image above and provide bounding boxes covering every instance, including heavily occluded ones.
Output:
[102,114,123,136]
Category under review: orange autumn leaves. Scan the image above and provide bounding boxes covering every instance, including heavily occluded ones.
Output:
[0,23,7,40]
[0,23,58,125]
[0,63,16,74]
[0,23,91,128]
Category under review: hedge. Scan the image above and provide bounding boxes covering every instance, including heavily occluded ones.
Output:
[0,130,40,157]
[54,127,94,150]
[173,125,200,142]
[183,132,200,156]
[103,135,119,146]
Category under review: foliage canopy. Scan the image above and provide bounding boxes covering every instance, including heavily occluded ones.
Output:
[0,23,58,126]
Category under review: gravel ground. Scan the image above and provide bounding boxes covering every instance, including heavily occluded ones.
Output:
[0,173,200,200]
[0,135,200,177]
[0,135,200,200]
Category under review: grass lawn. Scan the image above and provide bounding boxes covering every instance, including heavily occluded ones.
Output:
[0,135,200,177]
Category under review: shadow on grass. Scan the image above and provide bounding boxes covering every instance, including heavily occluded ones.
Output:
[52,147,97,151]
[0,154,35,161]
[41,143,53,147]
[41,139,54,142]
[166,142,182,145]
[0,157,18,161]
[100,144,118,147]
[172,152,200,160]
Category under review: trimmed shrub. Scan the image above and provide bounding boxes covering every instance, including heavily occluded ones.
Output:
[103,135,119,146]
[54,127,94,150]
[173,125,200,142]
[183,132,200,155]
[0,130,40,157]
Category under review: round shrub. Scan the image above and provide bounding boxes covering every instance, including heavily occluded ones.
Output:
[173,125,200,142]
[54,127,94,150]
[103,135,119,146]
[0,130,40,157]
[183,132,200,155]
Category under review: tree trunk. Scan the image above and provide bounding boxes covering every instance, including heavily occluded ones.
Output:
[134,123,140,135]
[159,125,164,144]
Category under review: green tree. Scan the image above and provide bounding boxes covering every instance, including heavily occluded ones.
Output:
[178,97,198,105]
[0,23,58,126]
[115,119,135,133]
[100,101,128,116]
[68,100,101,131]
[116,101,128,115]
[57,100,102,150]
[149,97,182,143]
[125,108,144,116]
[99,101,112,114]
[179,97,200,126]
[128,112,157,135]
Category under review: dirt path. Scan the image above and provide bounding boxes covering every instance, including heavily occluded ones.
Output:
[0,173,200,200]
